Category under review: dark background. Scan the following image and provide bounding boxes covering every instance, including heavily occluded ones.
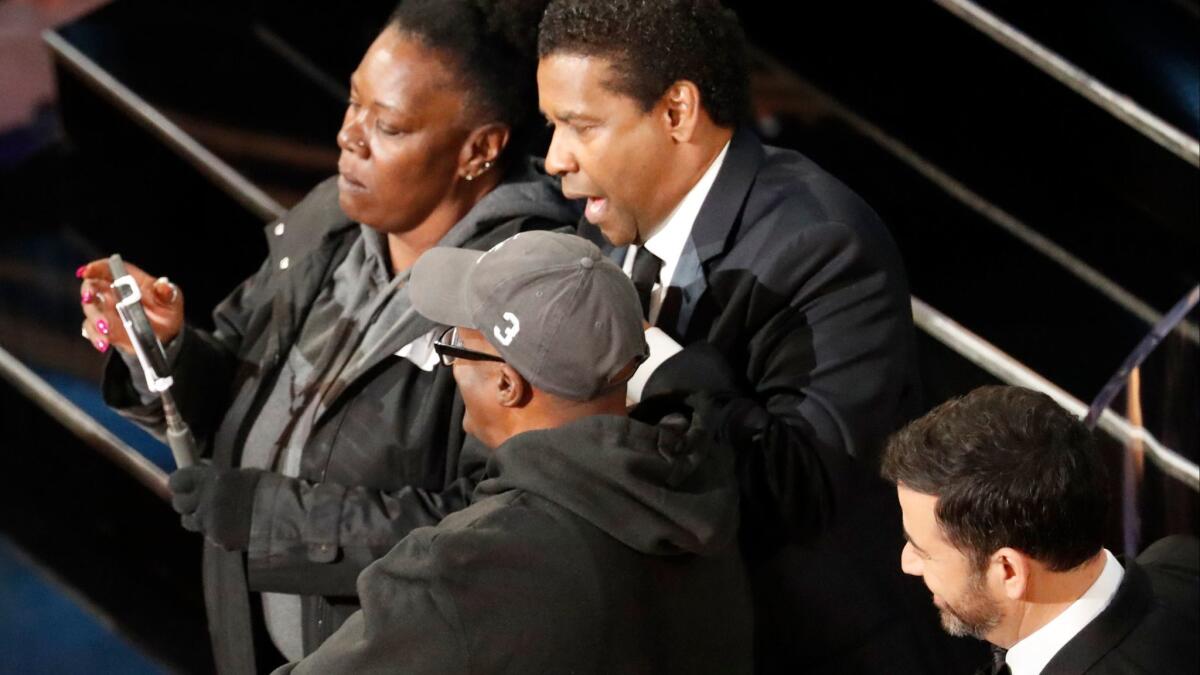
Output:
[0,0,1196,671]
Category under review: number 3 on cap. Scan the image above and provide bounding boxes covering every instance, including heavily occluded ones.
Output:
[494,312,520,346]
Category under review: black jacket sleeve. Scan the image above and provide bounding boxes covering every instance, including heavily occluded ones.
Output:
[246,437,489,597]
[270,527,471,675]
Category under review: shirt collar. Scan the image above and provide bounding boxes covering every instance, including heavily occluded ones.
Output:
[640,140,731,283]
[1006,549,1124,675]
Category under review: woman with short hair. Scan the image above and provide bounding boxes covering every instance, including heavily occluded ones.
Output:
[77,1,570,671]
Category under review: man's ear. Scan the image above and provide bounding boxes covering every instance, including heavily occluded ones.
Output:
[458,123,511,181]
[496,364,531,409]
[659,79,703,143]
[992,547,1031,601]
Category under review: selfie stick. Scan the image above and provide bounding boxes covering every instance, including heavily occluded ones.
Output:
[108,254,196,468]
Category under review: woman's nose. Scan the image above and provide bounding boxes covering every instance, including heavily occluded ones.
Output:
[338,111,368,156]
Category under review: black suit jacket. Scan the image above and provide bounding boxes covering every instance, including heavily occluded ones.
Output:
[1041,536,1199,675]
[585,129,985,673]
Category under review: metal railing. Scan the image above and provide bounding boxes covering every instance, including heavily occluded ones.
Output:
[0,346,169,501]
[43,30,286,222]
[913,298,1199,491]
[749,25,1200,491]
[749,46,1199,345]
[253,24,349,103]
[934,0,1200,168]
[31,23,1199,499]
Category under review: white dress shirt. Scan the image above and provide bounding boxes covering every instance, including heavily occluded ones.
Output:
[624,140,731,403]
[1006,549,1125,675]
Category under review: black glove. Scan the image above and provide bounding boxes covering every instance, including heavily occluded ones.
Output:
[642,341,742,400]
[168,465,264,551]
[637,341,767,447]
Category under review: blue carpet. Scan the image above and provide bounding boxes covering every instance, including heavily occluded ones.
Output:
[0,537,164,675]
[34,369,176,472]
[1,369,173,673]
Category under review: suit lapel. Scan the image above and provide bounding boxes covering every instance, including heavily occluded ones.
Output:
[689,126,764,265]
[1041,560,1153,674]
[665,127,764,339]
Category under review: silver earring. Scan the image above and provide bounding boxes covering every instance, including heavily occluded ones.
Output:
[465,160,494,182]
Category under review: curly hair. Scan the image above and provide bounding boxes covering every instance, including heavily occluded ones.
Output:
[537,0,750,127]
[881,385,1110,572]
[388,0,550,163]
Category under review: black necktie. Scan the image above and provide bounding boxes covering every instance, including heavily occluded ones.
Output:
[989,646,1010,675]
[630,248,663,321]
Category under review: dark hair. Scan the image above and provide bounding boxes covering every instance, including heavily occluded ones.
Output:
[881,385,1109,572]
[389,0,549,165]
[538,0,750,127]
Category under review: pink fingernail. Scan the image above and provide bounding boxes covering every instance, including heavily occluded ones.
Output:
[96,319,109,335]
[94,338,109,353]
[75,265,86,278]
[82,291,95,304]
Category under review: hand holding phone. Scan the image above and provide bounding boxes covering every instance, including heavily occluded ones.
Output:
[78,259,183,354]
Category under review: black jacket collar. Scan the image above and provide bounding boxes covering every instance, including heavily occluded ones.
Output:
[689,126,765,265]
[264,176,356,269]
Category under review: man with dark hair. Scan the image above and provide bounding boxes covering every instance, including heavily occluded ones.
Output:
[536,1,968,672]
[274,231,753,674]
[883,385,1199,675]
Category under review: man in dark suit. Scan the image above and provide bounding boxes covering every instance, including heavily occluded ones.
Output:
[883,385,1199,675]
[536,1,981,672]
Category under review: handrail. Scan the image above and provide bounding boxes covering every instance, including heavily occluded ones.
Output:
[748,46,1199,345]
[0,346,169,501]
[253,24,349,103]
[1087,285,1200,426]
[42,30,286,222]
[912,297,1200,491]
[934,0,1200,168]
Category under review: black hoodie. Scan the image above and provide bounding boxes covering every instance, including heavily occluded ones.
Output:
[278,413,753,674]
[105,161,581,672]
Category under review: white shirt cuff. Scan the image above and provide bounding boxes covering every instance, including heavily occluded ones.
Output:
[626,327,683,404]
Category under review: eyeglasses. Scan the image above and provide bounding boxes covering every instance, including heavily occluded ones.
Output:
[432,326,506,367]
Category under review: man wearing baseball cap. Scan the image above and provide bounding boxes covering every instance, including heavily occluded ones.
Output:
[275,231,752,674]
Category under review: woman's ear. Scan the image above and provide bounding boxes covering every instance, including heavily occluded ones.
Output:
[459,123,511,181]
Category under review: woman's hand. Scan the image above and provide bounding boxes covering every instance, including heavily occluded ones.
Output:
[77,259,184,354]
